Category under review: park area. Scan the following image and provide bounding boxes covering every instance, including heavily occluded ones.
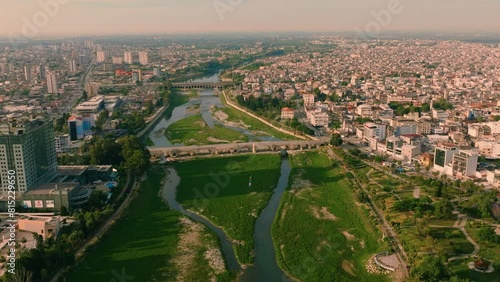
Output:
[335,148,500,281]
[272,151,389,282]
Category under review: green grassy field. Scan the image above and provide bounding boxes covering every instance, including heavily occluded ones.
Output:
[466,225,500,260]
[165,115,248,145]
[272,151,388,282]
[219,92,299,141]
[448,258,500,282]
[66,167,232,282]
[175,154,282,264]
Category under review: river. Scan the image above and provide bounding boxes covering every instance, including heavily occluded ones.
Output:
[240,158,292,282]
[147,74,282,148]
[162,157,292,281]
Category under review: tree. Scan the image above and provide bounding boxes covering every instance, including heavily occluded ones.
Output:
[478,226,498,243]
[330,133,343,147]
[412,256,449,282]
[81,90,88,101]
[60,205,69,216]
[415,162,421,172]
[433,198,453,219]
[95,108,110,129]
[118,136,150,176]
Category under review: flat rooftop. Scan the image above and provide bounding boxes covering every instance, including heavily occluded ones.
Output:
[24,182,80,195]
[57,166,87,176]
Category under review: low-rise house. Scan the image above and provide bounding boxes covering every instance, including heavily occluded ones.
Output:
[281,107,295,120]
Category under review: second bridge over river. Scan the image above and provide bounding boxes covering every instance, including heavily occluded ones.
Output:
[148,140,327,159]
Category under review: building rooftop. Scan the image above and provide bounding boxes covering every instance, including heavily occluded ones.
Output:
[24,182,80,195]
[57,166,87,176]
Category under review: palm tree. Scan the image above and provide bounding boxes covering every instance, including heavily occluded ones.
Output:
[8,268,33,282]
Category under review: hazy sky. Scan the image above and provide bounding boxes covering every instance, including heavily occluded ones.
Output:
[2,0,500,37]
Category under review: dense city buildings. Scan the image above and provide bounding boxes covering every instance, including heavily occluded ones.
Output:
[0,32,499,282]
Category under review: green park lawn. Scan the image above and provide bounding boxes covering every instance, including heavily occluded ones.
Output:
[165,115,248,145]
[175,154,282,264]
[448,258,500,282]
[465,225,500,260]
[272,151,389,282]
[66,167,231,282]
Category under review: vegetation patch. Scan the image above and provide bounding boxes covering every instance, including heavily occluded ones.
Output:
[175,154,282,264]
[66,168,182,282]
[220,92,300,140]
[272,151,388,282]
[165,115,248,145]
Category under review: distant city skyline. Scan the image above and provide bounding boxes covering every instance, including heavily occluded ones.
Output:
[1,0,500,38]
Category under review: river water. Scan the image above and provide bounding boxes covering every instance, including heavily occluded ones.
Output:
[157,73,291,280]
[240,158,292,282]
[162,157,292,281]
[147,74,281,148]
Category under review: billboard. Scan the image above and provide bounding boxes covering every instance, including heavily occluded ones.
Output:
[46,200,55,208]
[23,201,32,208]
[34,200,44,208]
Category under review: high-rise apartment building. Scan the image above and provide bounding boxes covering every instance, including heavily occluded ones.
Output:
[46,71,58,94]
[124,51,133,64]
[37,65,45,80]
[139,51,149,65]
[0,116,57,197]
[96,51,106,63]
[24,65,31,82]
[69,59,77,73]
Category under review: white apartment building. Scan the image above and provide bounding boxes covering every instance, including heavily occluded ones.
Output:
[476,141,500,158]
[96,51,106,63]
[124,51,133,64]
[55,134,71,153]
[452,150,479,178]
[139,51,149,65]
[310,110,329,127]
[364,122,386,141]
[356,104,372,118]
[302,93,315,106]
[46,71,58,94]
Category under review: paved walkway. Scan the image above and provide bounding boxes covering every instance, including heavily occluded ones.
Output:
[429,213,481,262]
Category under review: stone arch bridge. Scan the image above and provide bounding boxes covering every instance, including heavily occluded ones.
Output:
[171,81,235,90]
[148,140,327,159]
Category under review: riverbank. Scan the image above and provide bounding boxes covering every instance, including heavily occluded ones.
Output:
[65,168,182,281]
[174,154,282,265]
[221,90,315,141]
[272,150,389,282]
